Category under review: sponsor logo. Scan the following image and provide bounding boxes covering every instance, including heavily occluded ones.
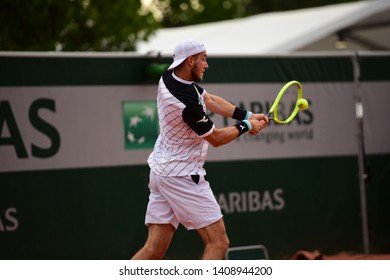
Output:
[0,99,60,159]
[196,116,209,123]
[0,207,18,232]
[122,101,159,150]
[216,189,285,213]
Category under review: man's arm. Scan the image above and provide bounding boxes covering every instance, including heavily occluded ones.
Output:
[204,91,269,123]
[202,91,269,147]
[203,91,236,118]
[204,126,248,147]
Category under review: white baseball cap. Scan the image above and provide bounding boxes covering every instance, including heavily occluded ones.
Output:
[167,39,206,70]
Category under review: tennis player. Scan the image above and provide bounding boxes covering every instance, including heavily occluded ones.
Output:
[131,39,269,260]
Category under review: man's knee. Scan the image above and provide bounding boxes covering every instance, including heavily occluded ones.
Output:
[140,243,168,259]
[217,235,230,253]
[207,235,229,253]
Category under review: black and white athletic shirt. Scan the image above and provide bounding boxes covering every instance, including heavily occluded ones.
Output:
[147,70,215,177]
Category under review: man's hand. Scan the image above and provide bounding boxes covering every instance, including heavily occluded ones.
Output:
[248,113,269,135]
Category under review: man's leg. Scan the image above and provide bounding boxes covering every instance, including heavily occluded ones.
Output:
[131,224,175,260]
[197,218,229,260]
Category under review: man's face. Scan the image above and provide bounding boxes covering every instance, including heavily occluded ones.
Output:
[191,51,208,82]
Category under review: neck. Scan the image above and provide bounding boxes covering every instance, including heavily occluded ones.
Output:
[173,67,191,81]
[172,71,193,85]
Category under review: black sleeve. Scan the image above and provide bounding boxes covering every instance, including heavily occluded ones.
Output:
[182,104,214,137]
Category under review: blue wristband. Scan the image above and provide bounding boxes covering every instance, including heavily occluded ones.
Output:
[243,120,251,130]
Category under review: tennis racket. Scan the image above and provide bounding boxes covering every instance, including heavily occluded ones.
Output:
[267,80,307,124]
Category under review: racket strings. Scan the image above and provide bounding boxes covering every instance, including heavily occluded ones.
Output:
[274,86,299,121]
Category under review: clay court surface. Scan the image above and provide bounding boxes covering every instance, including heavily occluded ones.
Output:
[291,251,390,260]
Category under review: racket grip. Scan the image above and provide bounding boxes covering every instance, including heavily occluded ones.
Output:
[266,112,274,121]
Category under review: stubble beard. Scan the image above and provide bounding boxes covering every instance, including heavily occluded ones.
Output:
[191,66,203,83]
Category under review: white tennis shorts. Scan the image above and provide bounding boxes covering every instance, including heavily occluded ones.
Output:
[145,171,223,230]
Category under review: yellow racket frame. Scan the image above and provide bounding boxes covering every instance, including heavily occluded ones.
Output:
[268,80,302,124]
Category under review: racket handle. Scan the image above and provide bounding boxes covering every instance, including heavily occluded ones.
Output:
[266,112,275,121]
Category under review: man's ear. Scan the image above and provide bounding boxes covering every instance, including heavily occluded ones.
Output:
[187,56,194,67]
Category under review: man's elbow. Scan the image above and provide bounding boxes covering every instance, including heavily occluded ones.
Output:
[209,140,223,148]
[206,136,226,148]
